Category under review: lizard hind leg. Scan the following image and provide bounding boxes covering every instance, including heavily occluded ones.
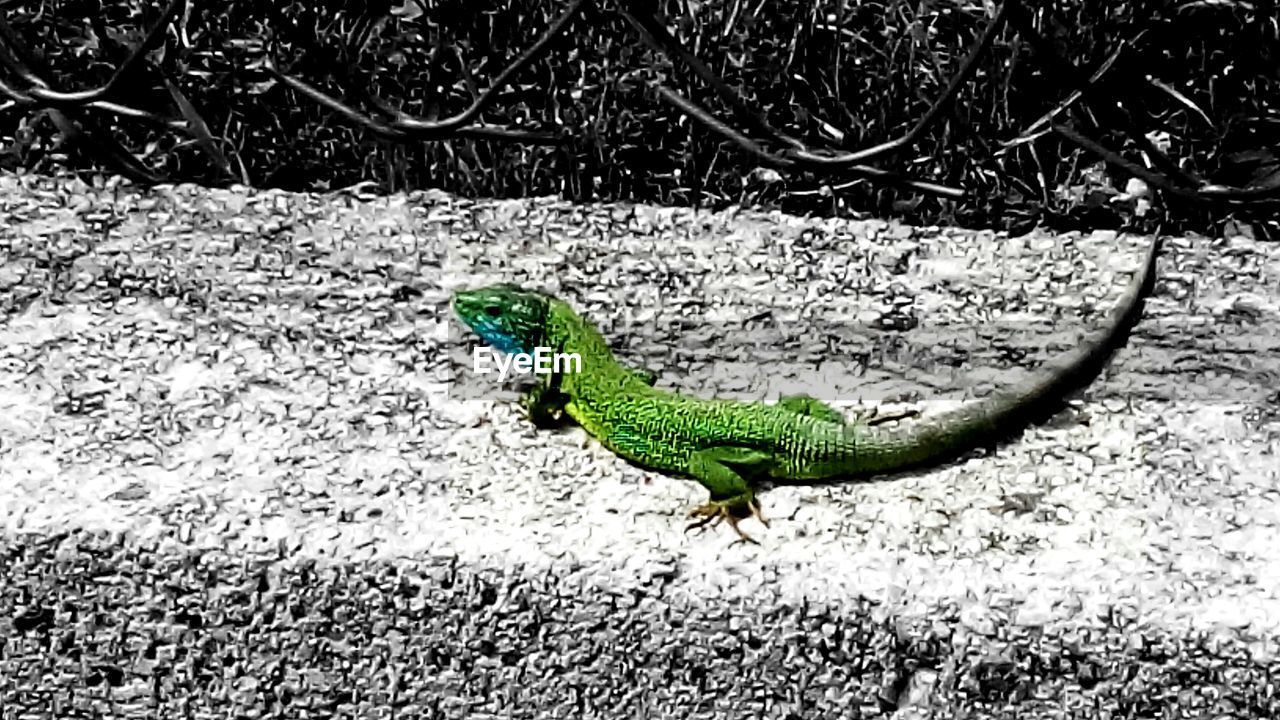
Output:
[778,393,919,428]
[683,446,775,544]
[777,394,847,425]
[628,366,659,386]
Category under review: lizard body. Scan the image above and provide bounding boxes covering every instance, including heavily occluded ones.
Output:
[452,235,1160,542]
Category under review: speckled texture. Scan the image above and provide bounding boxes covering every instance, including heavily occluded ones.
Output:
[1,173,1278,717]
[1,533,1275,718]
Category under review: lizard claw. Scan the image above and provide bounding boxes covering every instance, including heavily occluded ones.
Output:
[685,498,764,544]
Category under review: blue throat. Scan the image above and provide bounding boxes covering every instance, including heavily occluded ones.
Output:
[471,321,530,356]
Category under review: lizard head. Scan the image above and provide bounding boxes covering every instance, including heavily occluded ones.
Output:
[451,284,550,356]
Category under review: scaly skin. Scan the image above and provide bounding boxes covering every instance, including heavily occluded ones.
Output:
[452,235,1161,543]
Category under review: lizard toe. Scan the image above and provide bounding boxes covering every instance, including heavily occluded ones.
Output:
[685,497,764,543]
[725,514,760,545]
[685,502,726,533]
[748,497,770,528]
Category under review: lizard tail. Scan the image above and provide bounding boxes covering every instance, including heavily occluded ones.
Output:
[845,233,1162,474]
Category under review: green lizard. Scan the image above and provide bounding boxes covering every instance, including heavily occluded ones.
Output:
[452,235,1160,543]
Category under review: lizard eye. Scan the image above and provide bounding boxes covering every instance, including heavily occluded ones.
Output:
[484,305,502,318]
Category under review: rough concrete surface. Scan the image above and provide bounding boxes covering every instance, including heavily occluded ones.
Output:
[1,173,1278,717]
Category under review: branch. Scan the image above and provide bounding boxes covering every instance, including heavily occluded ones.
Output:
[656,86,965,199]
[269,0,584,142]
[1007,5,1199,188]
[0,0,186,106]
[786,0,1014,167]
[999,37,1125,151]
[621,0,1011,198]
[0,0,213,183]
[266,65,562,145]
[1012,5,1277,204]
[1054,123,1280,204]
[615,0,805,153]
[45,108,166,184]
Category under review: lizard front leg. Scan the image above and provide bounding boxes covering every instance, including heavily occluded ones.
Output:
[522,373,571,429]
[684,446,774,544]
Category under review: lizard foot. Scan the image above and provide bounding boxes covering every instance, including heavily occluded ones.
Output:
[684,496,769,545]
